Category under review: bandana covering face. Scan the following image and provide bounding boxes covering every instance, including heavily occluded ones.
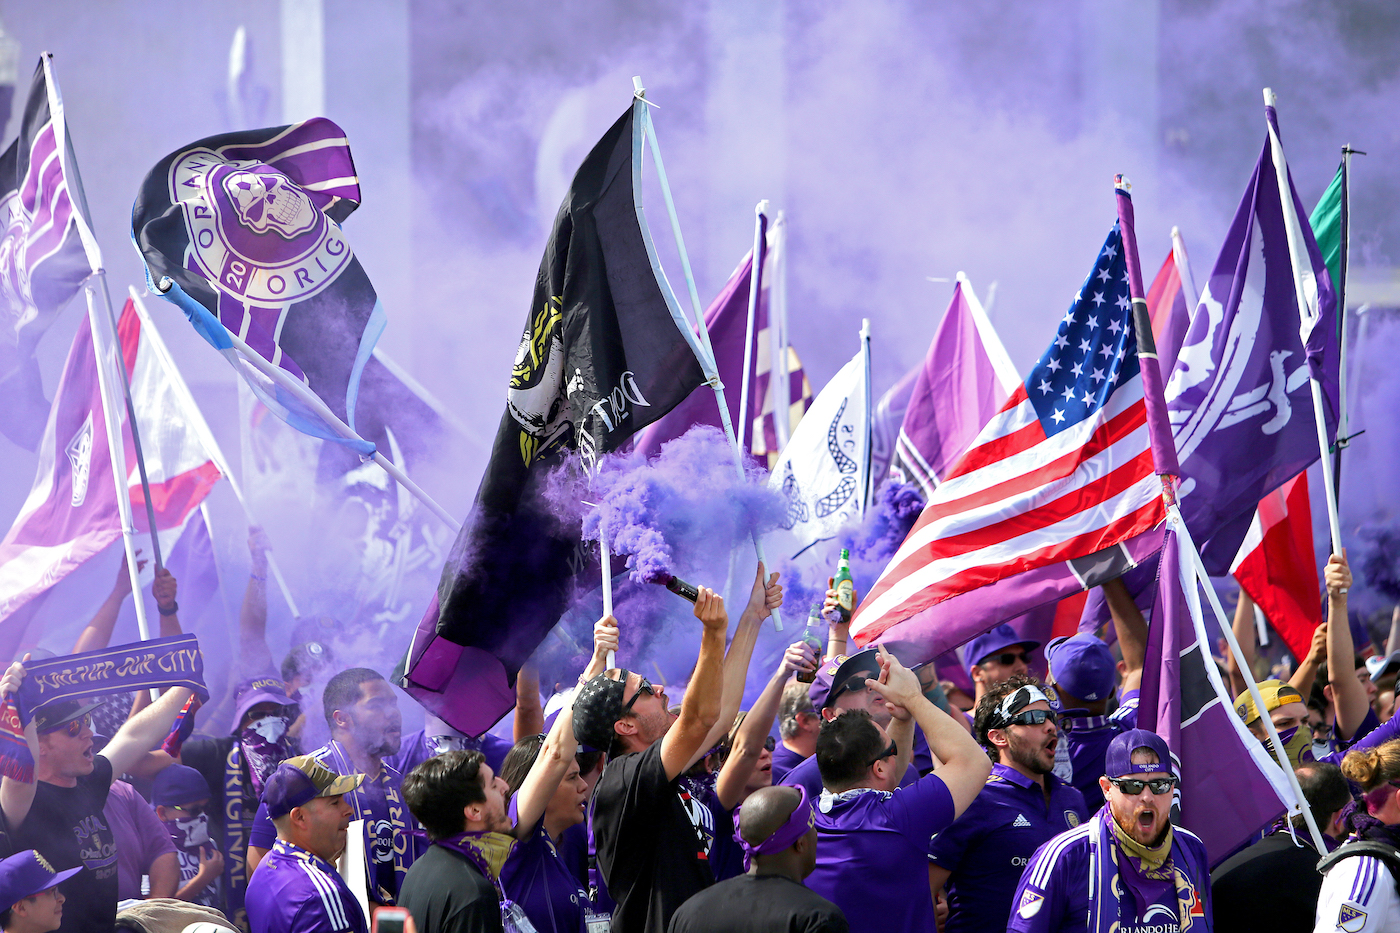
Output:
[426,734,472,757]
[239,715,293,796]
[166,813,212,849]
[1263,723,1314,769]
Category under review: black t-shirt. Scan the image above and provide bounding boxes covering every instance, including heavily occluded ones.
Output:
[397,844,503,933]
[667,874,849,933]
[1210,830,1324,933]
[179,735,240,835]
[16,755,116,933]
[592,741,714,933]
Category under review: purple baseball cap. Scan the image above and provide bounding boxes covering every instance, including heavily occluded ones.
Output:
[1046,634,1116,703]
[1105,729,1173,778]
[965,624,1040,670]
[152,764,213,807]
[808,648,882,711]
[230,675,296,734]
[0,850,82,912]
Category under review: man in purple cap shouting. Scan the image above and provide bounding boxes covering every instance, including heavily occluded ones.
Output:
[1007,729,1212,933]
[667,785,847,933]
[929,676,1087,933]
[244,755,366,933]
[804,646,991,933]
[0,850,82,933]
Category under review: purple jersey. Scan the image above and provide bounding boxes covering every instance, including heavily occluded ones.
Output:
[501,796,590,933]
[929,765,1088,933]
[1007,810,1211,933]
[1056,690,1138,813]
[246,838,368,933]
[806,774,956,933]
[770,743,807,785]
[780,725,932,797]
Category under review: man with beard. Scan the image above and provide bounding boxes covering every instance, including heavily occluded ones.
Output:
[150,765,225,908]
[247,668,421,906]
[929,677,1087,933]
[1007,730,1212,933]
[170,676,300,930]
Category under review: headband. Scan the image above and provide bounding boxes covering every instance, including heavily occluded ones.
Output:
[732,785,816,871]
[988,684,1051,730]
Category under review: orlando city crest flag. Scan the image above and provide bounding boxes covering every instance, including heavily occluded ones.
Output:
[132,118,385,452]
[399,102,705,736]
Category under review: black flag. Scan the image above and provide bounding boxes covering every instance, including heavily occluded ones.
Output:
[400,102,705,735]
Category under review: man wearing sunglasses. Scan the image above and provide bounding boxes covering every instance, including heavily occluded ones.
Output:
[1008,730,1212,933]
[805,646,991,933]
[966,625,1039,705]
[929,677,1087,933]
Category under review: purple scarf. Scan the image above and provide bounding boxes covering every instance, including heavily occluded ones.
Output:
[1088,809,1208,933]
[435,833,538,933]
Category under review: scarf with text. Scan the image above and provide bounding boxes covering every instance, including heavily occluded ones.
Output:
[1089,808,1207,933]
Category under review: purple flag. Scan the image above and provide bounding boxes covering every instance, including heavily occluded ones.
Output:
[868,364,917,493]
[1139,525,1292,865]
[1167,106,1338,573]
[894,278,1017,499]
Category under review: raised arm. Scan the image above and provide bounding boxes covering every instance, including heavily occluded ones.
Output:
[1289,623,1328,700]
[102,686,196,779]
[822,576,853,660]
[510,699,578,839]
[684,564,782,772]
[715,640,815,809]
[581,616,619,685]
[72,550,145,654]
[0,659,38,829]
[660,588,729,781]
[1325,553,1369,741]
[1223,589,1256,702]
[152,568,182,638]
[1102,577,1147,695]
[239,528,276,679]
[514,665,544,742]
[866,646,991,816]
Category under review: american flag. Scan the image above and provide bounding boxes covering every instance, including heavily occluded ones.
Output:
[852,222,1167,647]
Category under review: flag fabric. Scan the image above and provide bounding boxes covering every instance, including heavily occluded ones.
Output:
[1230,473,1320,666]
[869,364,918,494]
[132,118,383,455]
[1145,246,1192,377]
[895,277,1019,499]
[1309,163,1343,287]
[1166,106,1338,574]
[1140,524,1293,866]
[851,220,1167,656]
[0,59,97,451]
[399,103,705,736]
[750,212,811,467]
[769,344,870,558]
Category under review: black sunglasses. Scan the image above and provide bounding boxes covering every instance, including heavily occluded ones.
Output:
[1108,776,1177,796]
[867,739,898,767]
[763,736,776,752]
[1004,709,1058,728]
[622,677,655,713]
[983,651,1027,668]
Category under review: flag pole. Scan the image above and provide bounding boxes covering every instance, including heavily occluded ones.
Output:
[1263,89,1343,555]
[631,76,783,630]
[128,287,303,618]
[737,202,769,452]
[1170,226,1199,312]
[1332,144,1363,497]
[860,318,873,516]
[1116,175,1324,853]
[771,212,793,451]
[154,277,462,535]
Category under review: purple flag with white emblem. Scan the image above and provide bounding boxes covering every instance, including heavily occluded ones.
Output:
[1140,525,1292,866]
[1166,106,1338,573]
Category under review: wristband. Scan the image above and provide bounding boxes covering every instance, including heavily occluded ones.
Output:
[250,574,267,583]
[158,601,179,616]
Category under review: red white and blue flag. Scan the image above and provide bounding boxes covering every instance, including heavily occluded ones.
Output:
[852,221,1166,654]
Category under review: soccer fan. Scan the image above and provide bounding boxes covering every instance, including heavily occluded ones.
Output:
[246,668,422,904]
[929,676,1088,933]
[0,661,196,933]
[1315,739,1400,932]
[1212,762,1350,931]
[773,681,819,784]
[1044,626,1140,813]
[966,625,1038,703]
[1007,730,1211,933]
[574,569,780,933]
[244,756,366,933]
[150,764,226,908]
[106,777,178,902]
[805,647,991,933]
[0,851,80,933]
[667,785,847,933]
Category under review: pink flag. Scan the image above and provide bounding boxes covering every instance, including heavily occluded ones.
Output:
[894,277,1019,498]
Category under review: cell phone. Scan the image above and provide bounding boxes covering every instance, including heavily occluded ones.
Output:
[373,907,409,933]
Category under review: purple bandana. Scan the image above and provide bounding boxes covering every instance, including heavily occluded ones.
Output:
[732,785,816,871]
[238,714,293,796]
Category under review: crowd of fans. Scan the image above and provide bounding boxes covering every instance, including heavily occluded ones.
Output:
[4,532,1400,933]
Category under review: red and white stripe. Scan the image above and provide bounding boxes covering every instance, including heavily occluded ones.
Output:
[852,373,1164,638]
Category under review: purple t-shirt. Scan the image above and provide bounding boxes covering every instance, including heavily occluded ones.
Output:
[1056,690,1138,813]
[500,796,590,933]
[770,743,808,785]
[246,838,368,933]
[1007,815,1211,933]
[780,725,932,797]
[928,765,1088,933]
[806,774,956,933]
[106,779,178,900]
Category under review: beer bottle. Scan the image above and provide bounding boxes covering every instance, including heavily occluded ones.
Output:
[832,548,855,624]
[796,605,826,683]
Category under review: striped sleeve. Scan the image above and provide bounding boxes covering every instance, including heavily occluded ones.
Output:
[1006,824,1093,933]
[293,863,354,932]
[1315,856,1393,933]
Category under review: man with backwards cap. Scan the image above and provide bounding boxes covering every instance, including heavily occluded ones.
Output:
[929,676,1088,933]
[778,647,934,798]
[244,755,366,933]
[667,785,847,933]
[0,850,81,933]
[805,646,991,933]
[1007,729,1212,933]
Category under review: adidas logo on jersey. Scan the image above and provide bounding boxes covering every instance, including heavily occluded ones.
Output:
[1012,814,1032,828]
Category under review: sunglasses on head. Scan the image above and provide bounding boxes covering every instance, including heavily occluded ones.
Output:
[622,677,655,713]
[1004,709,1058,729]
[1108,776,1177,796]
[867,739,898,767]
[984,651,1027,668]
